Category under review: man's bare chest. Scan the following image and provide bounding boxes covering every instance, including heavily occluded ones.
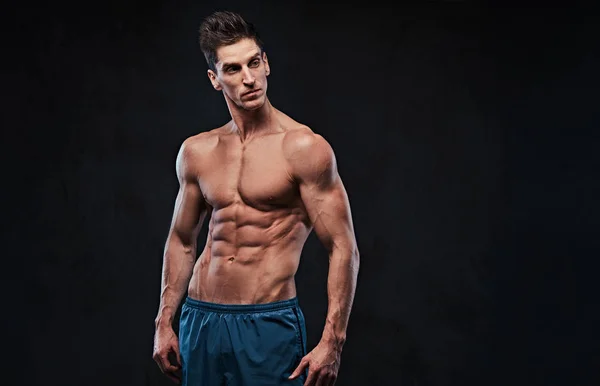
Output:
[198,138,298,210]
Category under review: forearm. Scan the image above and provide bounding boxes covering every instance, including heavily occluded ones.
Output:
[155,235,197,329]
[321,246,360,350]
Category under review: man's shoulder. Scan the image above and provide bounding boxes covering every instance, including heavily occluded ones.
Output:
[283,125,333,160]
[175,125,228,178]
[179,125,227,158]
[275,109,319,148]
[282,125,335,178]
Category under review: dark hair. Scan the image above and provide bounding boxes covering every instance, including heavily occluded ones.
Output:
[198,11,264,72]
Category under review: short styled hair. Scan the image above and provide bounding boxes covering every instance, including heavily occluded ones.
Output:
[198,11,264,72]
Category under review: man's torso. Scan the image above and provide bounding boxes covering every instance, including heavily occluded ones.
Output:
[186,111,313,304]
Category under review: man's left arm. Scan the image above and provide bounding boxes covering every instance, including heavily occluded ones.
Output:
[287,131,360,385]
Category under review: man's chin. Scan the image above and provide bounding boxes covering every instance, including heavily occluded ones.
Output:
[239,98,265,111]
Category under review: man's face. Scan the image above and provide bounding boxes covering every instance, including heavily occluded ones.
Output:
[208,38,270,111]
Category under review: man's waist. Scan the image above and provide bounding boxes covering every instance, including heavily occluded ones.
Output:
[183,295,299,313]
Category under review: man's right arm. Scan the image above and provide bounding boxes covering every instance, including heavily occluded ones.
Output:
[155,139,207,330]
[153,139,207,383]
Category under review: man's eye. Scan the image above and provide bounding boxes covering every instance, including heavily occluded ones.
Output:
[250,60,260,67]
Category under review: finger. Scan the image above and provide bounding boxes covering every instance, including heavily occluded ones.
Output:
[174,344,182,367]
[319,372,335,386]
[304,368,318,386]
[153,352,166,373]
[161,354,181,373]
[152,353,161,370]
[314,375,324,386]
[328,375,337,386]
[322,373,336,386]
[315,372,329,386]
[289,357,309,380]
[164,370,181,384]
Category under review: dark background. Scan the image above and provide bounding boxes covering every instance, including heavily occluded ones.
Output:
[4,2,597,386]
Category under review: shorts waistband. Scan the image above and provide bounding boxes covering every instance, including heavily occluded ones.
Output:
[184,296,299,313]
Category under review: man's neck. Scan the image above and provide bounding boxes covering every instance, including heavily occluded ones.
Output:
[226,97,278,141]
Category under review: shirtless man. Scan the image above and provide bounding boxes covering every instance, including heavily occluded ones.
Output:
[152,11,360,386]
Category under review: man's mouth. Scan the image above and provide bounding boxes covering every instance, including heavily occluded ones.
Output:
[243,89,260,96]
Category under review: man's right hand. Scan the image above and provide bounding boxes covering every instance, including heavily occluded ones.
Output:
[153,326,182,384]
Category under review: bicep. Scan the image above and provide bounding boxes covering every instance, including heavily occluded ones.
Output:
[300,175,356,253]
[170,180,207,246]
[169,140,208,246]
[287,132,356,252]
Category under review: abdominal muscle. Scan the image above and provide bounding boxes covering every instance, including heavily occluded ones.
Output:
[187,203,311,304]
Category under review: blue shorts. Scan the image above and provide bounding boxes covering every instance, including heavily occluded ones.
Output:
[179,296,308,386]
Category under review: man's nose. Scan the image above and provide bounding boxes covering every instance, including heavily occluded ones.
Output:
[242,67,255,85]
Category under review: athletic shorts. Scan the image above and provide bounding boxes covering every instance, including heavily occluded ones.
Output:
[179,296,308,386]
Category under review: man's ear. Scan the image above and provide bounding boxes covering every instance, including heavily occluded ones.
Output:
[207,69,222,91]
[263,52,270,76]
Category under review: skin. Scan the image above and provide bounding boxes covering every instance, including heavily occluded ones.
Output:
[152,38,360,386]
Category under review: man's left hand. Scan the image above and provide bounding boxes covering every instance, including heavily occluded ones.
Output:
[289,340,342,386]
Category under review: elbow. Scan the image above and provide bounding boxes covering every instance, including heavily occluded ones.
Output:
[329,241,360,271]
[339,245,359,273]
[171,229,192,247]
[352,248,360,272]
[166,231,197,257]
